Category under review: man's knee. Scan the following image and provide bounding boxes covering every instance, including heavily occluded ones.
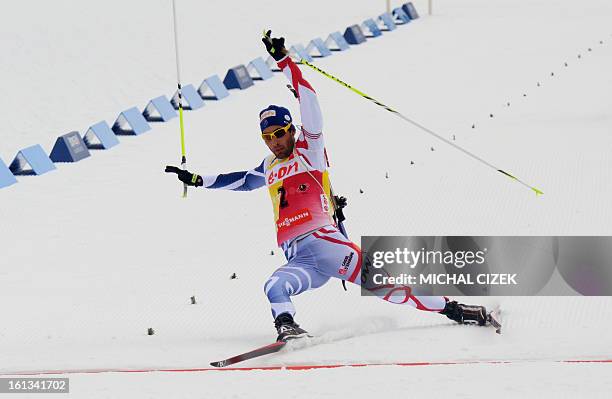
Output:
[264,270,305,299]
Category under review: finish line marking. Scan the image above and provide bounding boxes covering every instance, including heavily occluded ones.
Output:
[1,359,611,376]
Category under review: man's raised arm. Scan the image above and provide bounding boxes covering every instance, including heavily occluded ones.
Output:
[263,31,323,138]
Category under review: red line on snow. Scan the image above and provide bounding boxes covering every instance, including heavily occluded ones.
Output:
[2,359,611,376]
[563,359,612,364]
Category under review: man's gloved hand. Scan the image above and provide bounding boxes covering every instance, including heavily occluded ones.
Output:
[262,30,288,61]
[165,165,203,187]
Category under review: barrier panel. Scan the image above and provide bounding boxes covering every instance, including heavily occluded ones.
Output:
[393,7,411,23]
[289,44,314,63]
[402,2,420,19]
[83,121,120,150]
[325,32,351,51]
[143,95,177,122]
[0,157,17,188]
[378,12,397,31]
[307,38,332,58]
[344,25,367,45]
[50,131,91,163]
[363,18,383,37]
[223,65,254,90]
[247,57,274,81]
[198,75,230,100]
[171,84,205,110]
[265,56,282,72]
[112,107,152,135]
[9,144,56,176]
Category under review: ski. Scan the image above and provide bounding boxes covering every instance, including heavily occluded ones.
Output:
[210,341,287,368]
[211,308,502,368]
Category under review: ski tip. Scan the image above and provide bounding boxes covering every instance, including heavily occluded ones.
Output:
[210,361,227,368]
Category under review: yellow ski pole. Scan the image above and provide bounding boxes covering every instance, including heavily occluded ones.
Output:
[298,58,543,196]
[171,0,188,197]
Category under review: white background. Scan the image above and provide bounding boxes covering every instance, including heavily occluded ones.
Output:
[1,1,612,397]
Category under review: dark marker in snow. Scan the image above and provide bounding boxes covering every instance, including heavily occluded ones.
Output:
[148,328,155,336]
[359,189,364,194]
[410,161,415,165]
[472,124,475,129]
[564,62,568,67]
[230,273,237,279]
[191,296,197,304]
[537,82,540,87]
[490,114,494,118]
[385,172,389,179]
[270,250,274,255]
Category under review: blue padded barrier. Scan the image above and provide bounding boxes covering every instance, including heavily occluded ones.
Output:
[50,131,91,163]
[9,145,56,176]
[247,57,274,81]
[223,65,255,90]
[378,12,397,31]
[325,32,351,51]
[393,7,411,24]
[143,95,177,122]
[112,107,152,136]
[306,38,332,58]
[344,25,367,45]
[83,121,120,150]
[402,2,420,19]
[171,84,205,110]
[0,157,17,188]
[289,44,314,63]
[363,18,383,38]
[198,75,230,100]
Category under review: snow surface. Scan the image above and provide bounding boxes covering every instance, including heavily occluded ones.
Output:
[2,0,612,398]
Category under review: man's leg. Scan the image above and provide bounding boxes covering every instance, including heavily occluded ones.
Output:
[263,241,331,341]
[263,260,330,319]
[308,226,489,324]
[305,226,445,311]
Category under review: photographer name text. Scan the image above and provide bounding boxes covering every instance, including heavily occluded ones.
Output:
[373,273,518,285]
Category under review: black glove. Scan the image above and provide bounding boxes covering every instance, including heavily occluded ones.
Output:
[334,195,348,209]
[165,165,203,187]
[262,30,287,61]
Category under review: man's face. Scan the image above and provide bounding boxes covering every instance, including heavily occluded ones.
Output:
[262,124,295,159]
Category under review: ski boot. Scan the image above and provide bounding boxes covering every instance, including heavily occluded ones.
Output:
[274,313,309,342]
[440,300,488,326]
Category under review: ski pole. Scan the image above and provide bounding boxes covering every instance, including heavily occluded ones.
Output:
[171,0,188,198]
[298,58,543,196]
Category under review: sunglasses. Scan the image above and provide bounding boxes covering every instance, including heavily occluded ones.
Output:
[261,124,293,140]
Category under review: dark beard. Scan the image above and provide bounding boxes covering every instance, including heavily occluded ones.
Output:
[276,148,292,159]
[276,139,295,159]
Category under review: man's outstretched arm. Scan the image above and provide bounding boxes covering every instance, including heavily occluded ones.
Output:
[165,159,266,191]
